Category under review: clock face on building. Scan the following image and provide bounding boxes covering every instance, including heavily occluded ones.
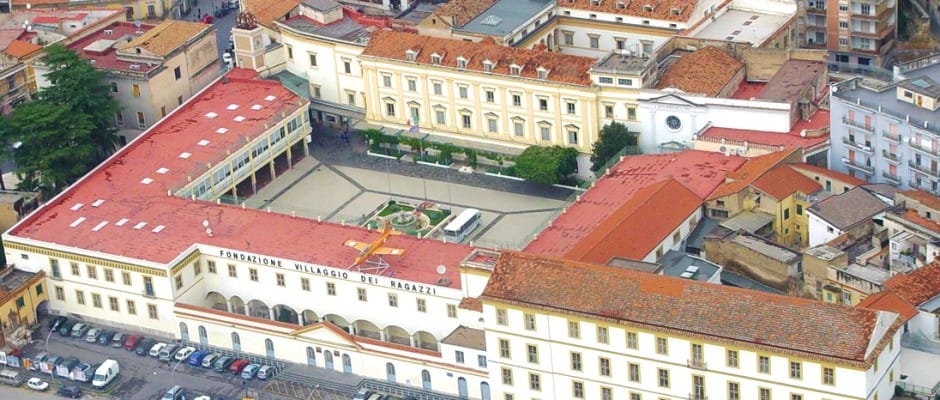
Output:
[666,115,682,131]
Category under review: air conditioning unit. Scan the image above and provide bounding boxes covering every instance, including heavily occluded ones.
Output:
[104,29,113,35]
[129,64,140,71]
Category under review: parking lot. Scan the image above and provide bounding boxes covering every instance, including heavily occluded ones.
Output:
[6,317,294,400]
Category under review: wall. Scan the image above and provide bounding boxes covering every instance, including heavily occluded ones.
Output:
[522,16,675,59]
[641,208,703,262]
[802,248,847,299]
[0,271,47,330]
[808,211,843,247]
[703,233,795,291]
[279,25,366,110]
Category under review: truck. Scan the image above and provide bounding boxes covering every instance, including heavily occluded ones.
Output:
[91,359,119,388]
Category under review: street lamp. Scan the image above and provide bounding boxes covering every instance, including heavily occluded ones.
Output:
[45,320,59,385]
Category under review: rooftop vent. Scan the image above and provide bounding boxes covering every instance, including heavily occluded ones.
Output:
[264,95,276,101]
[480,15,503,26]
[251,104,262,110]
[91,199,105,207]
[133,222,147,230]
[205,112,218,119]
[115,218,129,226]
[69,217,87,228]
[226,104,239,110]
[179,152,191,159]
[197,139,210,146]
[104,29,113,35]
[216,128,228,134]
[140,177,153,184]
[233,116,245,122]
[152,225,165,233]
[129,64,140,71]
[92,221,108,232]
[156,167,169,174]
[70,203,84,211]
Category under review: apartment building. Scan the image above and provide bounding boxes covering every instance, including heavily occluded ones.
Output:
[37,20,219,145]
[482,251,902,400]
[11,0,191,20]
[829,55,940,195]
[800,0,896,69]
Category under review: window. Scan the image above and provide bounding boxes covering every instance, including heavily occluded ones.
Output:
[656,337,668,354]
[483,61,494,73]
[619,78,634,86]
[75,290,85,305]
[120,271,131,286]
[501,367,513,385]
[132,84,140,97]
[115,112,124,126]
[727,350,739,367]
[143,276,154,296]
[54,286,65,301]
[657,368,669,387]
[529,373,541,391]
[382,75,392,87]
[435,109,445,125]
[524,314,536,330]
[628,363,639,382]
[286,45,293,60]
[599,357,611,376]
[605,104,613,118]
[728,382,740,400]
[193,262,201,276]
[206,261,216,274]
[175,275,183,289]
[839,20,848,29]
[566,102,576,115]
[308,53,317,67]
[510,65,521,75]
[87,265,97,280]
[462,114,471,129]
[110,81,118,92]
[458,86,468,99]
[790,361,802,379]
[485,90,495,103]
[568,320,580,338]
[527,344,538,363]
[357,288,368,301]
[568,130,578,145]
[784,208,790,220]
[416,298,427,312]
[327,282,336,295]
[572,381,584,398]
[513,121,524,137]
[387,293,398,307]
[385,102,395,117]
[478,355,487,368]
[487,117,498,133]
[433,82,442,95]
[174,66,181,80]
[791,395,802,400]
[570,352,582,371]
[630,394,641,400]
[136,111,146,128]
[628,107,637,121]
[538,98,548,111]
[249,268,258,282]
[822,367,835,385]
[759,355,770,373]
[563,32,574,45]
[109,296,119,311]
[407,79,417,92]
[127,300,136,315]
[759,388,771,400]
[344,60,352,74]
[92,293,102,308]
[626,332,638,349]
[601,387,612,400]
[499,339,511,358]
[348,93,356,106]
[540,126,550,141]
[455,351,465,364]
[589,35,599,48]
[147,303,158,319]
[496,309,508,325]
[596,326,609,344]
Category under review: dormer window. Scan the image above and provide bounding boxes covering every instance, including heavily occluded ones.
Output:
[483,60,494,73]
[671,7,681,15]
[405,49,418,61]
[643,4,653,11]
[457,56,468,69]
[590,0,601,5]
[510,64,522,75]
[431,53,442,65]
[616,1,626,9]
[537,67,549,80]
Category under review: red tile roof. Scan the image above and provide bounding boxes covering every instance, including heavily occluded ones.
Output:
[899,209,940,235]
[788,162,868,187]
[525,151,745,258]
[481,251,898,367]
[884,262,940,307]
[564,178,701,262]
[560,0,697,22]
[730,81,766,100]
[362,30,595,86]
[66,22,159,73]
[700,109,831,151]
[901,190,940,211]
[751,165,822,201]
[656,46,744,97]
[7,69,473,289]
[3,40,41,58]
[856,291,917,321]
[434,0,497,26]
[708,149,797,200]
[245,0,301,28]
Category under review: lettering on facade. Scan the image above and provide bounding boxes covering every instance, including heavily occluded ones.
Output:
[219,250,284,267]
[295,263,350,280]
[390,280,437,296]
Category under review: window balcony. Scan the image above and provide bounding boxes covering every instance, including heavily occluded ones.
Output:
[842,116,874,133]
[909,161,940,178]
[882,171,901,183]
[688,394,708,400]
[882,150,902,164]
[843,157,874,174]
[882,130,902,143]
[909,139,939,157]
[687,358,708,370]
[843,137,874,153]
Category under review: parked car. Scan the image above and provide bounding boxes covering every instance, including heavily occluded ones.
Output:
[174,346,195,361]
[222,51,233,67]
[149,342,167,358]
[187,350,210,366]
[110,333,125,348]
[44,356,62,375]
[200,353,220,368]
[91,359,119,389]
[29,352,47,371]
[229,359,249,374]
[70,323,89,338]
[240,363,260,379]
[84,328,101,343]
[56,357,80,378]
[212,356,234,372]
[58,320,77,337]
[158,343,180,361]
[98,330,115,345]
[71,362,95,383]
[26,377,49,391]
[56,385,82,398]
[48,316,68,332]
[124,335,142,351]
[161,385,185,400]
[256,365,274,380]
[137,338,157,356]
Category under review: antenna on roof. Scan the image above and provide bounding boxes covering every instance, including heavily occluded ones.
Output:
[203,219,213,237]
[436,264,452,287]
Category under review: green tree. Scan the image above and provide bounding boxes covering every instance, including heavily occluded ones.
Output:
[39,44,120,163]
[2,101,96,197]
[514,145,578,185]
[590,122,637,171]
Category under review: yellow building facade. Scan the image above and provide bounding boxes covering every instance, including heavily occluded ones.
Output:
[0,269,47,332]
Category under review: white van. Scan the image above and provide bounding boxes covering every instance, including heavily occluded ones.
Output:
[91,359,119,388]
[0,369,23,386]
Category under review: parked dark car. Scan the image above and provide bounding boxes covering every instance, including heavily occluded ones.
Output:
[48,316,68,332]
[212,356,235,372]
[187,350,210,366]
[57,320,77,337]
[98,330,115,345]
[136,338,156,356]
[56,385,82,398]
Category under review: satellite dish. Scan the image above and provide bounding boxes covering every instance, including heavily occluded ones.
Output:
[134,19,141,28]
[205,228,213,237]
[436,265,446,275]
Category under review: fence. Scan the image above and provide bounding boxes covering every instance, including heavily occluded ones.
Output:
[180,340,288,373]
[592,145,643,179]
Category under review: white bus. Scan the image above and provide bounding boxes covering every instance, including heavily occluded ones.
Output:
[443,208,482,242]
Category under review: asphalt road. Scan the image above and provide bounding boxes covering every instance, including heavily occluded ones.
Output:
[174,0,237,61]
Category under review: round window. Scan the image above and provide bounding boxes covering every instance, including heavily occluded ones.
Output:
[666,115,682,131]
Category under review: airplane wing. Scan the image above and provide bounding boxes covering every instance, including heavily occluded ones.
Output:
[343,240,370,251]
[372,247,406,256]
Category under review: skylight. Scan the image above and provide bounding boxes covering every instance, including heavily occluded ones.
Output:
[115,218,129,226]
[179,152,191,159]
[197,140,211,146]
[226,104,239,110]
[156,168,169,174]
[91,199,105,207]
[152,225,165,233]
[140,178,153,184]
[70,203,84,211]
[264,95,276,101]
[70,217,86,228]
[92,221,108,232]
[251,104,262,110]
[205,112,218,119]
[133,222,147,230]
[216,128,228,134]
[234,116,245,122]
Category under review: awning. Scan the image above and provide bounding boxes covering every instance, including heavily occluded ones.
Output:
[309,99,365,125]
[719,211,773,234]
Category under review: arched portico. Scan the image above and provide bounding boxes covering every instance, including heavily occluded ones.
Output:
[229,296,246,315]
[323,314,350,333]
[272,304,299,324]
[246,299,271,319]
[385,325,411,346]
[206,292,227,311]
[352,320,381,340]
[301,310,318,326]
[414,330,438,351]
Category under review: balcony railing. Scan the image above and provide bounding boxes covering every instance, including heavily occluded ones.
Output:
[688,394,708,400]
[882,130,902,143]
[909,161,940,178]
[909,138,939,157]
[843,157,874,174]
[842,116,874,133]
[882,171,901,183]
[882,150,902,163]
[842,137,874,153]
[687,358,707,370]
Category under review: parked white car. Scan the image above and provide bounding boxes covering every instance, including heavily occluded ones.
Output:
[149,342,167,357]
[174,346,196,361]
[27,377,49,391]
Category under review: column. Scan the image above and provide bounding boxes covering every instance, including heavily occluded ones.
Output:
[250,173,257,194]
[298,313,305,326]
[269,161,277,180]
[226,299,232,313]
[243,305,250,316]
[409,336,415,347]
[268,308,276,320]
[287,146,294,169]
[380,330,387,341]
